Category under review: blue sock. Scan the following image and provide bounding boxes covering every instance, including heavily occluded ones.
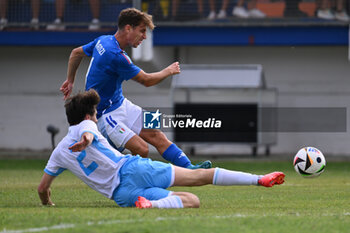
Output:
[162,144,192,168]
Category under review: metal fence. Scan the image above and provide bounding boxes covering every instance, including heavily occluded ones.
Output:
[0,0,349,30]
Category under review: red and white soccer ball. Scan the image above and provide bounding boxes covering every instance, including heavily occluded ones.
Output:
[293,147,326,178]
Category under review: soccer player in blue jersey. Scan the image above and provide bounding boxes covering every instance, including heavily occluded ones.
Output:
[38,90,285,208]
[60,8,211,170]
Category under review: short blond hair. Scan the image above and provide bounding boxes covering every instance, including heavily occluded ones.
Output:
[118,8,155,30]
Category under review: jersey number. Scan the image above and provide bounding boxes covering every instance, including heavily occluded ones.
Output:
[76,150,98,176]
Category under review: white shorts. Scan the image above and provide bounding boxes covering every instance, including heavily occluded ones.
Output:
[97,98,142,151]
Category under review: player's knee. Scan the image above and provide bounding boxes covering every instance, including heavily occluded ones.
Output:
[139,147,149,157]
[187,193,200,208]
[126,137,149,157]
[144,130,169,146]
[135,144,149,157]
[181,193,200,208]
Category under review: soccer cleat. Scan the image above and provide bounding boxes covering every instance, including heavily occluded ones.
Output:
[258,172,285,187]
[187,160,212,169]
[135,196,152,209]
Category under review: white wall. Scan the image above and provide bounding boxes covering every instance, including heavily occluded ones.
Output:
[0,45,349,157]
[177,46,350,156]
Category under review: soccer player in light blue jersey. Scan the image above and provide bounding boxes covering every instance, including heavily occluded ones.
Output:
[38,90,285,208]
[60,8,211,170]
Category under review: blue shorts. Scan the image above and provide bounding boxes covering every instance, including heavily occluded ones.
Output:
[113,156,174,207]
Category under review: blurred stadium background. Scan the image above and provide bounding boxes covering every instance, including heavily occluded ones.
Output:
[0,0,349,158]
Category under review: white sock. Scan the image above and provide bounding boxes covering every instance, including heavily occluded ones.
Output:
[150,195,184,209]
[213,167,260,185]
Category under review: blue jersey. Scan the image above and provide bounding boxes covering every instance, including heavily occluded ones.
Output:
[82,35,141,118]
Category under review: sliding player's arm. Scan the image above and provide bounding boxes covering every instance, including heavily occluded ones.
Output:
[60,46,87,100]
[37,173,56,206]
[69,132,94,152]
[132,62,180,87]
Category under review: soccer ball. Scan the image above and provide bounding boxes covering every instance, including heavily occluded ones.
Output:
[293,147,326,178]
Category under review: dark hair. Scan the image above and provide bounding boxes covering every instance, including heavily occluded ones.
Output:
[64,89,100,126]
[118,8,154,30]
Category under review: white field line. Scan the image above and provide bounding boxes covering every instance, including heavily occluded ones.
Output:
[1,213,350,233]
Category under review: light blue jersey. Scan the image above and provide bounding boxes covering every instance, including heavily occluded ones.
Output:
[82,35,141,118]
[44,120,174,206]
[44,120,131,199]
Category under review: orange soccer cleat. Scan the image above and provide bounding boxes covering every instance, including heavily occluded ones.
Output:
[135,196,152,209]
[258,172,285,187]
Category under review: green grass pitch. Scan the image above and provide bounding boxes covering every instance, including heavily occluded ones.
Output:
[0,159,349,233]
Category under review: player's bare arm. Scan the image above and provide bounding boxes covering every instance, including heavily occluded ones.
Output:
[60,46,87,100]
[132,62,180,87]
[69,132,94,152]
[37,173,56,206]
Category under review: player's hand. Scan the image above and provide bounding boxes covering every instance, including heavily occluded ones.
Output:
[44,201,55,207]
[39,188,55,206]
[167,62,180,76]
[60,79,74,100]
[69,134,91,152]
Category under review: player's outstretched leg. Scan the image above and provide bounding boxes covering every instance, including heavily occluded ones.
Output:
[173,167,285,188]
[135,170,286,209]
[140,129,212,169]
[258,172,285,187]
